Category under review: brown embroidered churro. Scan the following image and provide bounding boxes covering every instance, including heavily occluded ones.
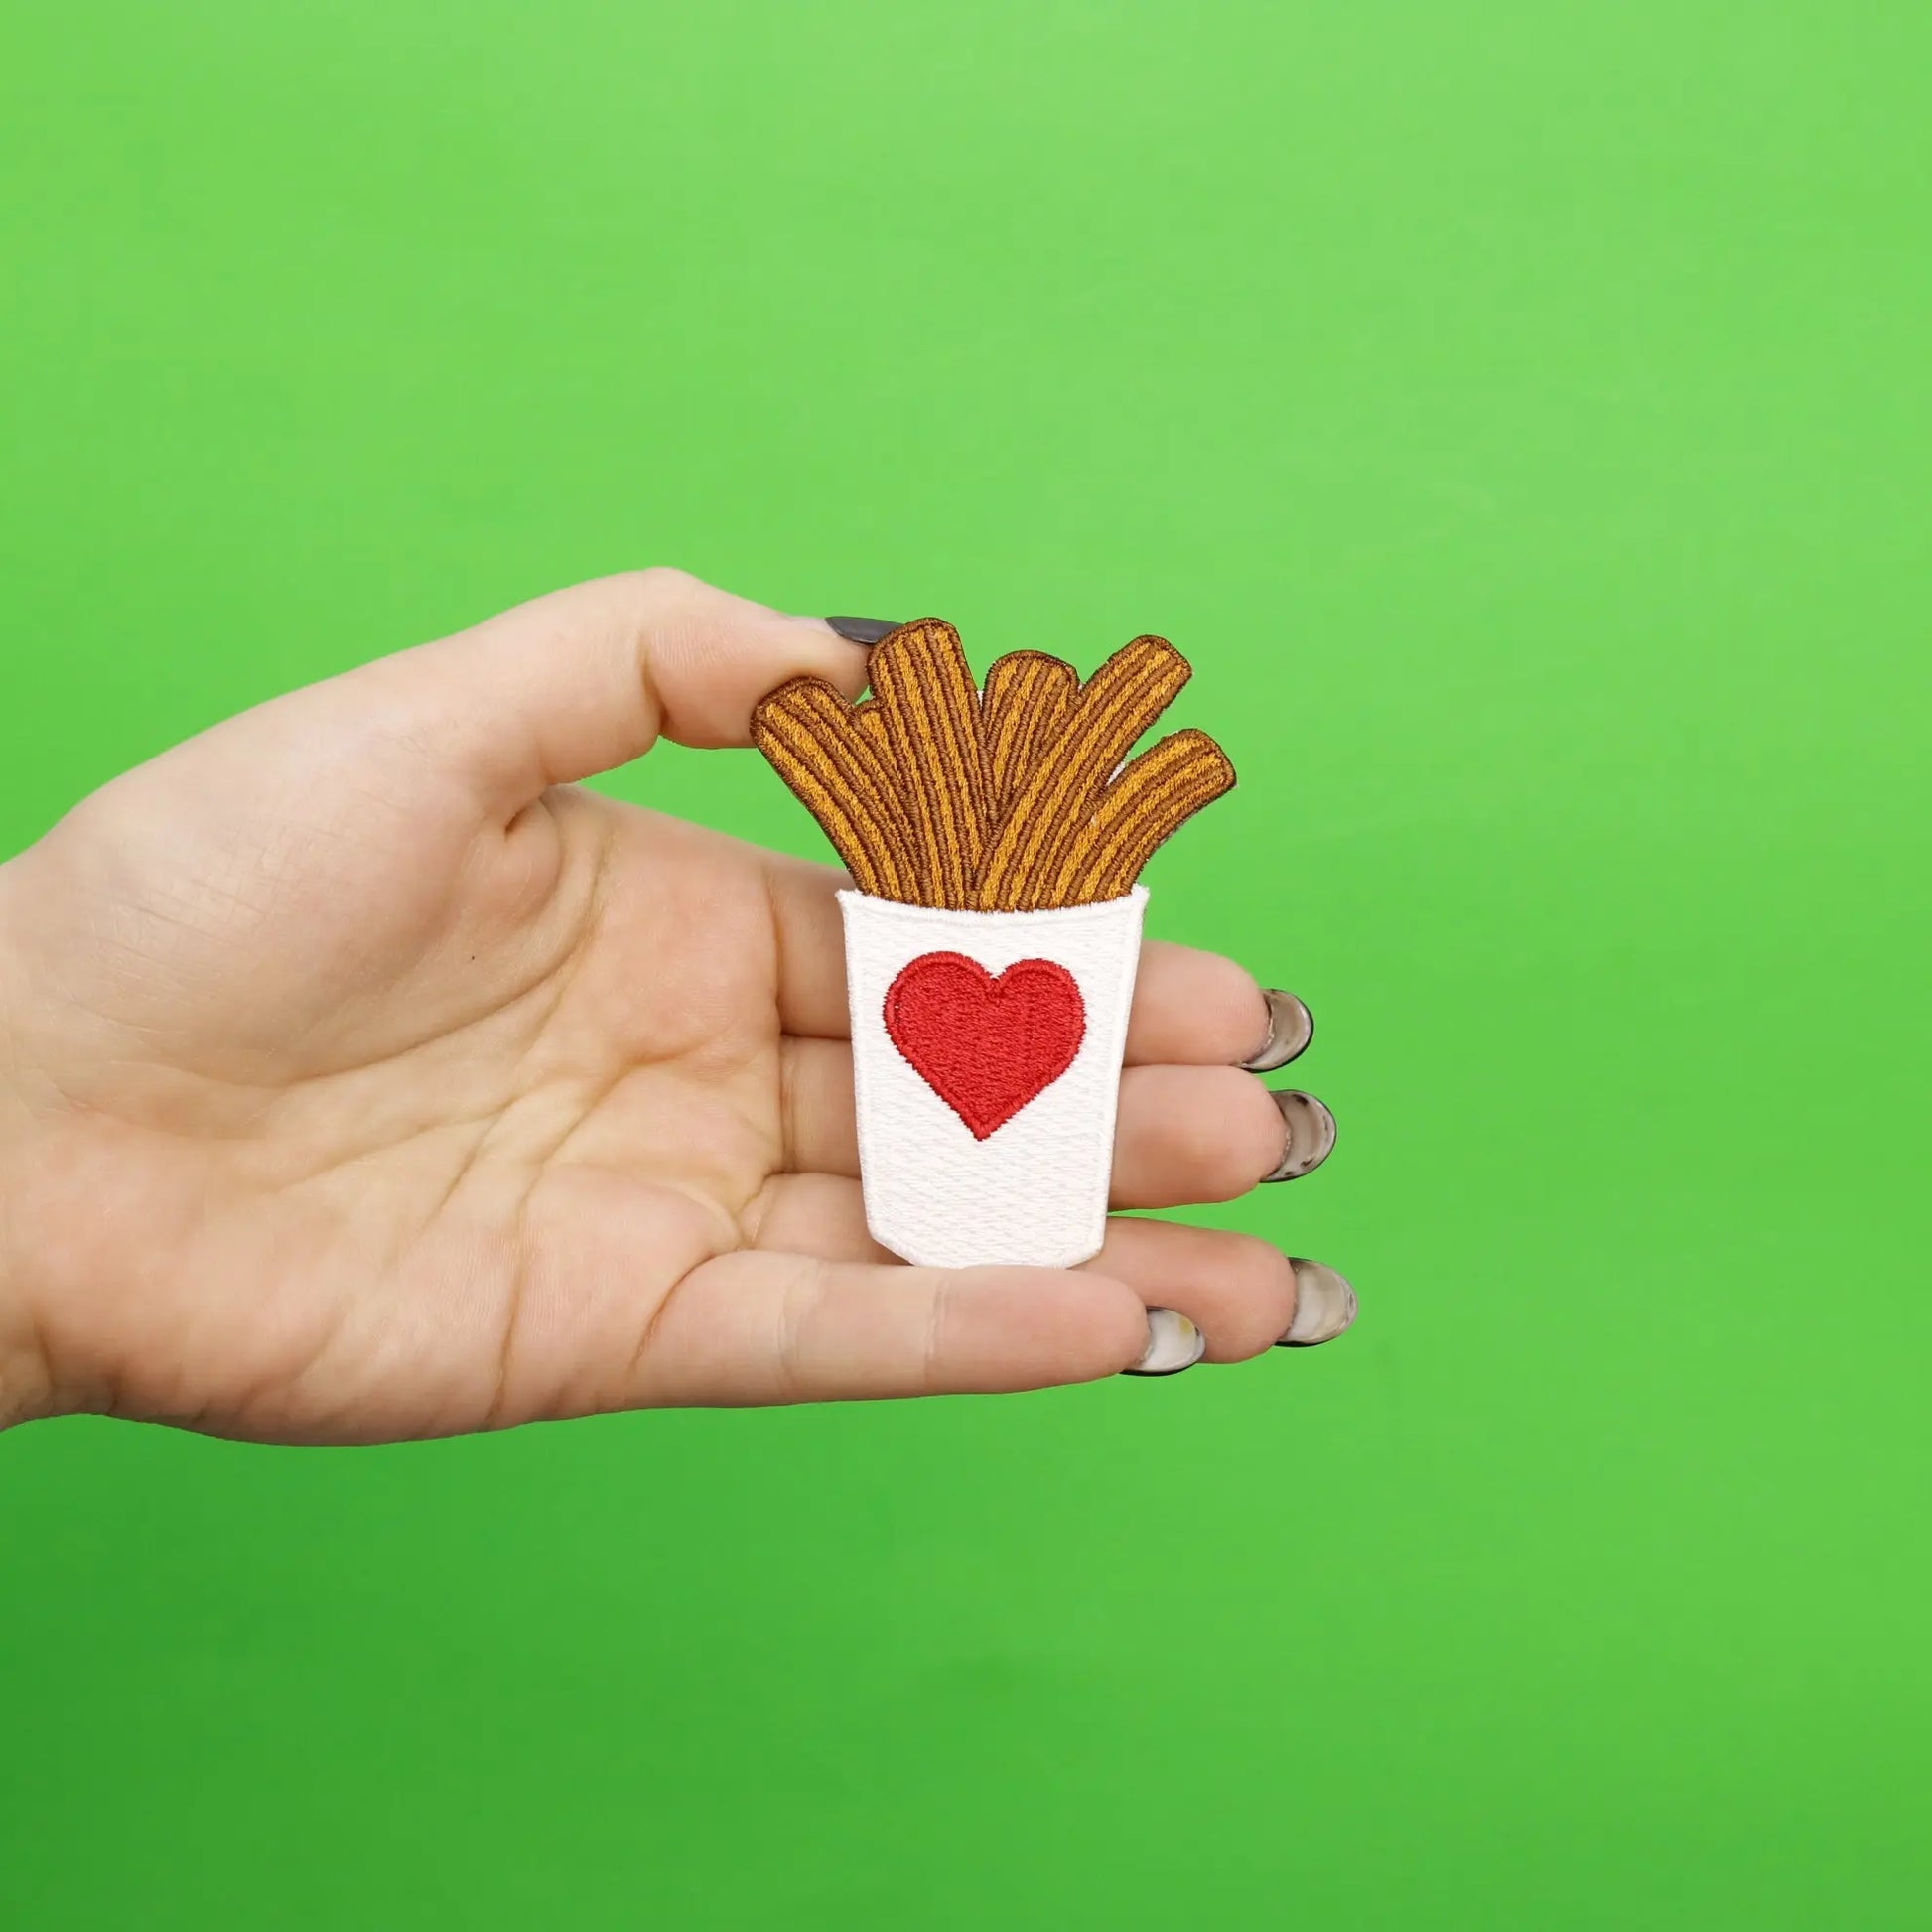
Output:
[752,680,914,899]
[1049,726,1235,907]
[974,635,1194,910]
[751,620,1233,910]
[981,650,1078,820]
[866,619,991,910]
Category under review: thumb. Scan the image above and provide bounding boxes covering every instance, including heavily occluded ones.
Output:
[373,569,874,816]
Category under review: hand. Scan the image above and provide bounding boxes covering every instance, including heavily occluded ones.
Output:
[0,572,1346,1442]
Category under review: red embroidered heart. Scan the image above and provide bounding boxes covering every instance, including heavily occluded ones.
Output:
[884,952,1086,1140]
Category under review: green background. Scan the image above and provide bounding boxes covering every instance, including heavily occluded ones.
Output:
[3,1,1926,1924]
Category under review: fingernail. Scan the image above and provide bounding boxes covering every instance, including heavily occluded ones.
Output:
[1241,989,1313,1072]
[826,616,902,646]
[1278,1260,1358,1347]
[1262,1089,1337,1181]
[1125,1308,1205,1376]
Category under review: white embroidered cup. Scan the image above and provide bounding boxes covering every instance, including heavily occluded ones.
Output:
[838,887,1149,1270]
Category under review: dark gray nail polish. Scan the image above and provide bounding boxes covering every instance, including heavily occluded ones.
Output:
[826,617,902,646]
[1241,988,1314,1071]
[1276,1259,1358,1346]
[1262,1089,1337,1182]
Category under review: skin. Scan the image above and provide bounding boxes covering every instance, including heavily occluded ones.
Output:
[0,571,1307,1443]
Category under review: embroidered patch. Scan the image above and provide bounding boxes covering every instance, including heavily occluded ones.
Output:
[753,621,1234,910]
[841,893,1145,1268]
[884,951,1086,1140]
[752,619,1235,1269]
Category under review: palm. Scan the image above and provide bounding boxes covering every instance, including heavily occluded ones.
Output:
[0,574,1309,1441]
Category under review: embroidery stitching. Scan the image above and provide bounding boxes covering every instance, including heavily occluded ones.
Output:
[754,619,1232,1268]
[884,951,1087,1140]
[867,620,991,911]
[752,621,1234,911]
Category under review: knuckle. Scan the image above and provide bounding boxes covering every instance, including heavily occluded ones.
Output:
[629,564,699,599]
[775,1040,800,1171]
[604,565,704,625]
[920,1275,952,1397]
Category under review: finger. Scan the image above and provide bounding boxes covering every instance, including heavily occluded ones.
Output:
[1084,1218,1300,1362]
[766,853,1273,1062]
[751,1172,891,1263]
[369,569,873,816]
[747,1174,1316,1362]
[766,850,860,1038]
[1126,942,1272,1064]
[627,1250,1149,1404]
[780,1043,1295,1208]
[778,1036,861,1173]
[1111,1066,1290,1204]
